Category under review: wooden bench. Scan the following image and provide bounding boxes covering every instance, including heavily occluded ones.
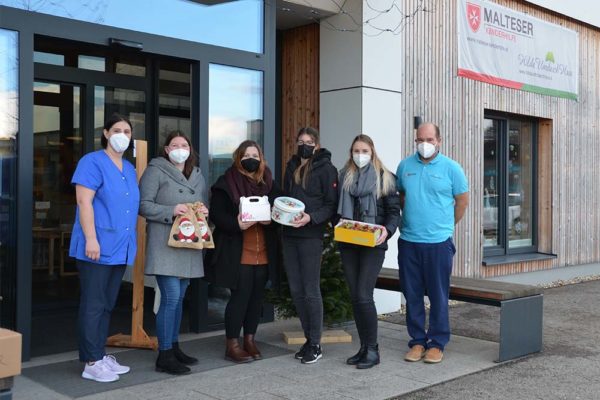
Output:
[376,267,543,362]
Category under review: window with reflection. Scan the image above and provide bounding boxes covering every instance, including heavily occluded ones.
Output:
[35,36,147,77]
[158,59,192,149]
[33,81,82,275]
[4,0,264,53]
[208,64,263,185]
[94,86,146,150]
[483,115,536,256]
[0,28,18,326]
[207,63,263,325]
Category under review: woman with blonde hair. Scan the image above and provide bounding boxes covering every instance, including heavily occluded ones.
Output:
[337,134,400,369]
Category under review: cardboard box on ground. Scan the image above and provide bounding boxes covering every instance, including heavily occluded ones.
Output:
[0,328,21,378]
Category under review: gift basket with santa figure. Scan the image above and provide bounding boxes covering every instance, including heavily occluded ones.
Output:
[168,202,214,249]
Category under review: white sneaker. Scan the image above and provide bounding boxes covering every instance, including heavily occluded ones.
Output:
[102,355,131,374]
[82,360,119,383]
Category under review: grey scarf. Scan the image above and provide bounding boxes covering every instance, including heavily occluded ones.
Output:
[338,163,378,224]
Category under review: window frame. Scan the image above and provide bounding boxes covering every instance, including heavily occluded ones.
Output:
[483,112,538,257]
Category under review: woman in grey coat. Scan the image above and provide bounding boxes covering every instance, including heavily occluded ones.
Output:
[139,131,208,375]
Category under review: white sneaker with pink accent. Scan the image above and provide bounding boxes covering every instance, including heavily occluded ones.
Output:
[81,360,119,383]
[102,355,131,374]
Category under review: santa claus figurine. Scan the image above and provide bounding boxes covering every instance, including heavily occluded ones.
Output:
[173,217,199,243]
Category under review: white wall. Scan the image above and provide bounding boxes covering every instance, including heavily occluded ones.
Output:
[320,0,405,314]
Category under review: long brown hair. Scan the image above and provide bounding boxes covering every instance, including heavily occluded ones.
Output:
[293,127,320,188]
[232,140,268,184]
[342,134,395,198]
[161,131,198,179]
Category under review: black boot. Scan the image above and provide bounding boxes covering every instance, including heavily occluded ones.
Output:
[156,349,191,375]
[346,344,367,365]
[356,344,380,369]
[172,342,198,365]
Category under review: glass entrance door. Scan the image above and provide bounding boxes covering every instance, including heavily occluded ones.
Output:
[31,37,193,356]
[31,79,150,356]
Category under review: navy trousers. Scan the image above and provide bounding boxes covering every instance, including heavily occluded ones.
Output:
[397,238,456,351]
[77,260,126,362]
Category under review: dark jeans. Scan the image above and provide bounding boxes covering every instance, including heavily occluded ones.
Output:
[77,260,126,362]
[155,275,190,351]
[339,244,386,346]
[282,236,324,344]
[398,237,456,351]
[225,265,268,339]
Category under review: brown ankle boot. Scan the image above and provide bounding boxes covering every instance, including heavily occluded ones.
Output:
[243,334,263,360]
[225,338,253,363]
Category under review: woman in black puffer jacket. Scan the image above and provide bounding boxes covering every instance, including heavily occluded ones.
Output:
[336,134,401,370]
[281,127,338,365]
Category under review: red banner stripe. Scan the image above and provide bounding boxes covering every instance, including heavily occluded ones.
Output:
[457,68,523,89]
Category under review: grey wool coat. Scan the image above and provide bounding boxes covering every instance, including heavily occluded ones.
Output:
[139,157,208,278]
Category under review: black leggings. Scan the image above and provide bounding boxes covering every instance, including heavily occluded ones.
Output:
[282,236,324,344]
[225,265,268,339]
[339,244,385,346]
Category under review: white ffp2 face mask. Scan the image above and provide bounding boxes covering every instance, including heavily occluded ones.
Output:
[168,148,190,164]
[353,153,371,168]
[417,142,436,159]
[109,133,130,153]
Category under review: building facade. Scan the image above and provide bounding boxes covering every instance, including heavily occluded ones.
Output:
[0,0,276,359]
[1,0,599,359]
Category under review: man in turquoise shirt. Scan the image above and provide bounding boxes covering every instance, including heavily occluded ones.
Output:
[396,122,469,364]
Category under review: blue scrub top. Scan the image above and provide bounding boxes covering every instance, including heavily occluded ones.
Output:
[69,150,140,265]
[396,152,468,243]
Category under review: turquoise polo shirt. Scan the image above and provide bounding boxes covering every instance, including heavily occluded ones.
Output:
[396,152,468,243]
[70,150,140,265]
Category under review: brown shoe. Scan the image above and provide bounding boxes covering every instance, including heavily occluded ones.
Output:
[423,347,443,364]
[243,334,263,360]
[225,338,254,363]
[404,345,426,362]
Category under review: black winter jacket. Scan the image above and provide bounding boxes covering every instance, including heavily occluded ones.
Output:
[204,174,281,289]
[282,149,339,239]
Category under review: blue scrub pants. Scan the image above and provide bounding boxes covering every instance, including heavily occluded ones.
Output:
[397,237,456,351]
[77,260,126,362]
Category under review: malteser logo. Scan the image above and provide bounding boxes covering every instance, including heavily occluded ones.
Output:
[467,2,481,33]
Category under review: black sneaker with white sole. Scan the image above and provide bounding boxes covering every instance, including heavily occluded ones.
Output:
[301,344,322,364]
[294,341,309,360]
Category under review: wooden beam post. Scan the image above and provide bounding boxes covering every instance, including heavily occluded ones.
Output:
[107,140,158,350]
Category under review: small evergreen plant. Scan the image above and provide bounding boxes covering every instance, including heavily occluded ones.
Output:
[267,224,353,325]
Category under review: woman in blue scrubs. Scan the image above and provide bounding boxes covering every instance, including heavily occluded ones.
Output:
[69,113,140,383]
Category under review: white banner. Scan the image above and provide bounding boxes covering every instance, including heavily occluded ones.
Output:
[458,0,578,99]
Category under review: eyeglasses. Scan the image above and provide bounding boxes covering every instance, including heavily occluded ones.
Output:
[297,140,315,146]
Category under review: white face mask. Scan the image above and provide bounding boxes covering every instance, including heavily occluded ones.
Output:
[109,133,130,153]
[417,142,437,159]
[168,148,190,164]
[353,153,371,168]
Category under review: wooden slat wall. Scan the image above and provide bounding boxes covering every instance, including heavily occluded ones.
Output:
[280,23,320,174]
[401,0,600,278]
